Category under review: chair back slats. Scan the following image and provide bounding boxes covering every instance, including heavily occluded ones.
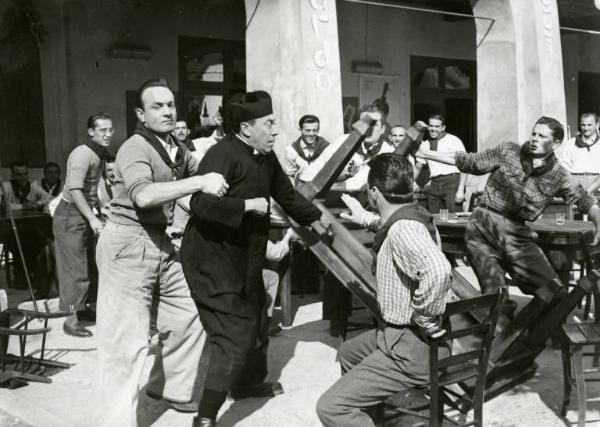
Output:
[432,289,506,373]
[442,292,502,317]
[443,324,490,341]
[438,350,484,369]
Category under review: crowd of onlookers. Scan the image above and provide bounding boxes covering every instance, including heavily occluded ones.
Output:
[2,104,599,336]
[2,73,600,427]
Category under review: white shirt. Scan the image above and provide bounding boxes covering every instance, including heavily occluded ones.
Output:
[557,135,600,174]
[283,140,339,182]
[417,133,465,177]
[192,135,220,163]
[157,136,178,162]
[334,135,395,192]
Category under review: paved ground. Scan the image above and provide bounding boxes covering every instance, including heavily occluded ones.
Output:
[1,286,600,426]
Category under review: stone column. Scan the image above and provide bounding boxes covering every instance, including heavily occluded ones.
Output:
[244,0,344,160]
[34,0,78,174]
[471,0,567,151]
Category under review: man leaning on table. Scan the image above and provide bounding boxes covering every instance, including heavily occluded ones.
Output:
[414,116,600,297]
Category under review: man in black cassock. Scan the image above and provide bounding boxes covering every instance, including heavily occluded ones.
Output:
[181,91,322,427]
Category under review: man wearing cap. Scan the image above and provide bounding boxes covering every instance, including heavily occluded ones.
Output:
[94,78,228,427]
[181,90,321,427]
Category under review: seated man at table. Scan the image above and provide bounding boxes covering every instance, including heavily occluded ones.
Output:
[0,161,52,290]
[316,153,452,427]
[38,161,62,198]
[416,116,600,297]
[2,162,51,211]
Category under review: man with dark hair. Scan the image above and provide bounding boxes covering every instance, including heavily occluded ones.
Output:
[40,162,62,197]
[415,114,468,213]
[171,119,195,151]
[53,112,113,337]
[417,116,600,296]
[181,90,321,427]
[1,162,51,288]
[283,114,332,181]
[94,78,228,427]
[558,112,600,194]
[316,153,452,427]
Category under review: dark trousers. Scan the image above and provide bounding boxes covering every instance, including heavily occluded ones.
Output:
[323,271,350,325]
[53,199,97,312]
[465,207,560,295]
[425,173,461,214]
[195,287,269,415]
[316,326,440,427]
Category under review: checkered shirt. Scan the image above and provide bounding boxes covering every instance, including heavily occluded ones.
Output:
[376,219,452,327]
[455,142,596,222]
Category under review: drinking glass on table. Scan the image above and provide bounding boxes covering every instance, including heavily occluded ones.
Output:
[439,209,449,221]
[555,212,566,225]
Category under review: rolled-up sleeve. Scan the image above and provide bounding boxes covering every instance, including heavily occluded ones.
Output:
[117,144,154,205]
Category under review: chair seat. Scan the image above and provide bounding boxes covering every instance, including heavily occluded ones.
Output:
[562,322,600,345]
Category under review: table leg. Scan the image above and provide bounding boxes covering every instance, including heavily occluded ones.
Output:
[279,259,293,327]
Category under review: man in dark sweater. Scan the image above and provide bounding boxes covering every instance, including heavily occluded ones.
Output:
[181,91,322,427]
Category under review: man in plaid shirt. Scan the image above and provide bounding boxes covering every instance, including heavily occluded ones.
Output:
[317,154,452,427]
[417,116,600,295]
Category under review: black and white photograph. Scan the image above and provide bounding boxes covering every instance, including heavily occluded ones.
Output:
[1,0,600,426]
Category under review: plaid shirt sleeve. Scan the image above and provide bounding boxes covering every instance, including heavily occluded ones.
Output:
[455,143,505,176]
[557,171,597,214]
[390,222,452,322]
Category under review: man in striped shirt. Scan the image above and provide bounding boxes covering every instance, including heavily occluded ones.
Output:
[317,153,452,427]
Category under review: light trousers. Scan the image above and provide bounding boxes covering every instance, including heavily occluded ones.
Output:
[95,222,204,427]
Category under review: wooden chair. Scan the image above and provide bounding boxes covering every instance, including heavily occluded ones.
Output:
[0,307,72,386]
[382,289,506,427]
[560,234,600,426]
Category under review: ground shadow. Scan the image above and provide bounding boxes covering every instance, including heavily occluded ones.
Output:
[214,311,341,427]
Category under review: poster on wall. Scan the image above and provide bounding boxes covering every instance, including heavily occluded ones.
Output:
[358,74,402,127]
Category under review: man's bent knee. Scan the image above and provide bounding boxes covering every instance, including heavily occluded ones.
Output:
[316,390,340,426]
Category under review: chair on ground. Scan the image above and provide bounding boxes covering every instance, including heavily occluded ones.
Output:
[382,288,506,427]
[0,306,72,386]
[560,233,600,426]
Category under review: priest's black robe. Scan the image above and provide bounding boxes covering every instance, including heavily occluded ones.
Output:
[181,134,321,395]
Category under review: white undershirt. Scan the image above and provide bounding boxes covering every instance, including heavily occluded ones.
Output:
[157,136,178,162]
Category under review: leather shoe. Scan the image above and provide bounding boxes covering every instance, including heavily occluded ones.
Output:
[77,307,97,322]
[192,417,216,427]
[146,390,199,413]
[230,381,284,399]
[63,321,92,338]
